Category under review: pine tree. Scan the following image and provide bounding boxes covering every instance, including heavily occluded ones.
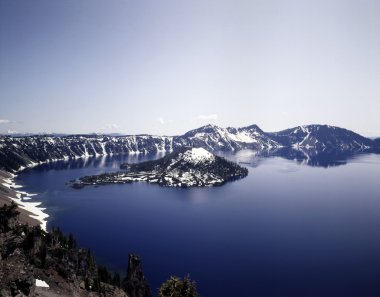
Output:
[158,275,200,297]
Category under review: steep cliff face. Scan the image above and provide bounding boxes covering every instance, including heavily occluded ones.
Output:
[0,135,175,172]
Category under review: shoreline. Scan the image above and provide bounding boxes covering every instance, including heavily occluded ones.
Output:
[0,169,49,231]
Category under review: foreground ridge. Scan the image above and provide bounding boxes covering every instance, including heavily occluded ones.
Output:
[0,202,151,297]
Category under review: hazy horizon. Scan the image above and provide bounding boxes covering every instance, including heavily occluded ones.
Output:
[1,0,379,137]
[0,122,379,139]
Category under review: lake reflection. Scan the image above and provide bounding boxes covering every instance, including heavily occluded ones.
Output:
[221,147,380,168]
[17,150,380,297]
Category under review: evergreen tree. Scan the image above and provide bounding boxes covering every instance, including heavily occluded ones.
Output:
[68,233,76,249]
[159,275,200,297]
[112,272,121,287]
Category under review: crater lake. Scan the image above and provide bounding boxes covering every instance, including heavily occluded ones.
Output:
[15,150,380,297]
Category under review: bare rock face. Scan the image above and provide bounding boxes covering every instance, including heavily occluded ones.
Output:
[122,254,152,297]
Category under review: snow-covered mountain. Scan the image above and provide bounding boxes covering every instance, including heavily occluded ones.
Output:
[268,125,373,149]
[180,124,279,151]
[75,147,248,187]
[0,124,378,172]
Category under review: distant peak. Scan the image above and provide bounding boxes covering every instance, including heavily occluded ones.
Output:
[240,124,263,132]
[200,124,219,130]
[183,124,222,137]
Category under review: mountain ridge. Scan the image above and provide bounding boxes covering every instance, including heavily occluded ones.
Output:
[1,124,378,172]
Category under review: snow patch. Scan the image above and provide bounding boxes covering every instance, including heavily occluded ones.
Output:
[35,279,49,288]
[2,176,49,231]
[228,131,257,143]
[10,197,49,231]
[182,148,214,164]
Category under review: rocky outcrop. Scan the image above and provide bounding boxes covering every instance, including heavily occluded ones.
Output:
[122,254,152,297]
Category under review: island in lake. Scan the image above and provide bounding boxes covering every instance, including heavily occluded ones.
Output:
[72,147,248,188]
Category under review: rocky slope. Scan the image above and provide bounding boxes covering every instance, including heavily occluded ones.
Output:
[0,170,41,227]
[74,147,248,188]
[0,203,151,297]
[0,124,378,172]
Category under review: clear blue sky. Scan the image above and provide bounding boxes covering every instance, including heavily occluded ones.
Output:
[1,0,379,136]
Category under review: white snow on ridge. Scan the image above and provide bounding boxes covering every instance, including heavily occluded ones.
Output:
[300,125,308,133]
[182,148,214,164]
[10,196,49,231]
[35,279,49,288]
[228,131,257,143]
[1,176,49,231]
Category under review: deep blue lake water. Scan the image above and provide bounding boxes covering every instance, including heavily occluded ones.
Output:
[16,151,380,297]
